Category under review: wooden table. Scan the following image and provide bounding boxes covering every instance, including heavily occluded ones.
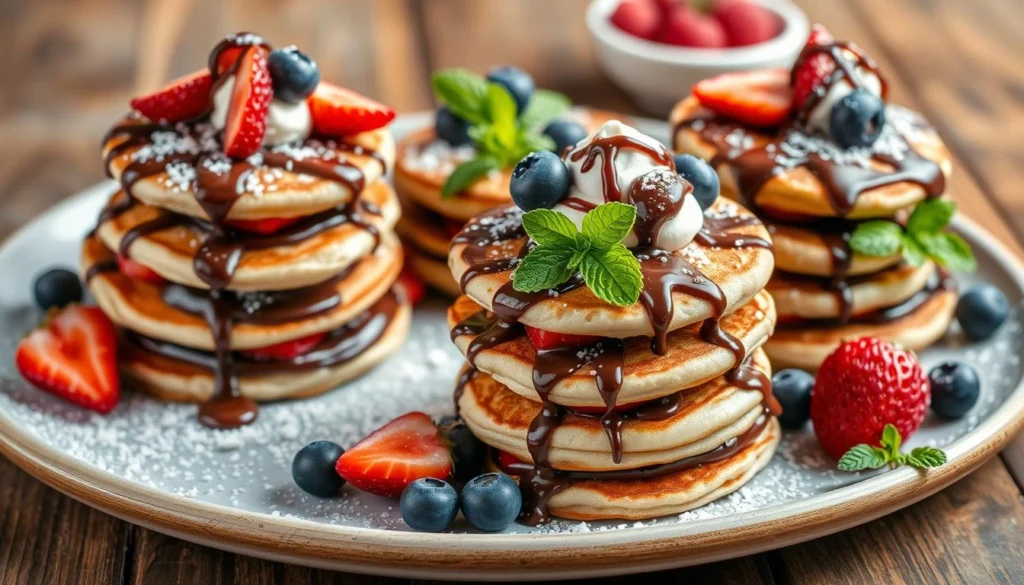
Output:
[1,0,1023,583]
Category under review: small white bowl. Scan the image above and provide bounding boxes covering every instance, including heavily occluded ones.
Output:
[587,0,810,116]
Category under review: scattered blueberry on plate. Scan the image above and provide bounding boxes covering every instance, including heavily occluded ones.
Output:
[543,120,587,154]
[400,478,459,533]
[435,106,472,146]
[33,268,83,310]
[929,362,980,420]
[510,151,571,211]
[438,416,487,482]
[292,440,345,497]
[460,473,521,531]
[829,89,886,148]
[772,368,814,430]
[267,46,320,104]
[956,284,1009,341]
[673,154,719,210]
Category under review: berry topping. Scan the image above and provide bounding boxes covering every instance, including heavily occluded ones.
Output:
[792,24,836,113]
[396,266,427,306]
[829,89,886,148]
[223,45,273,159]
[308,82,396,137]
[400,478,459,533]
[335,412,452,498]
[771,368,814,430]
[209,32,269,77]
[542,120,588,155]
[509,151,571,212]
[460,473,522,532]
[810,337,930,461]
[524,326,602,350]
[267,46,320,104]
[116,254,165,285]
[242,332,326,361]
[672,154,719,210]
[713,0,780,47]
[129,70,214,124]
[956,284,1009,341]
[658,4,728,48]
[291,440,346,497]
[224,216,302,235]
[610,0,660,41]
[15,305,120,414]
[485,66,535,114]
[438,415,487,482]
[929,362,980,420]
[693,68,792,127]
[435,106,473,146]
[33,268,83,310]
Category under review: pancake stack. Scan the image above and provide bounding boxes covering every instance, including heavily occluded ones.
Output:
[81,35,411,428]
[445,121,781,523]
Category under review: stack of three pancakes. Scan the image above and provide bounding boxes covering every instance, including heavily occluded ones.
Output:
[82,115,411,428]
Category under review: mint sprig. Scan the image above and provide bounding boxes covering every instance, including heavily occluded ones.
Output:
[837,424,947,472]
[512,203,643,307]
[849,199,976,271]
[431,69,569,198]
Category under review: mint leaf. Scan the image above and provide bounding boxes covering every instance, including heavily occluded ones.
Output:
[901,236,928,266]
[519,90,571,130]
[837,444,889,471]
[518,131,557,156]
[522,209,578,247]
[849,221,904,257]
[880,424,902,460]
[906,447,948,468]
[512,246,577,293]
[431,69,489,125]
[582,202,637,249]
[441,156,500,198]
[580,244,643,306]
[916,232,978,271]
[837,424,947,472]
[484,83,519,158]
[907,198,955,235]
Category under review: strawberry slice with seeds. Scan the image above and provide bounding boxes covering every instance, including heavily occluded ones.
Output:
[308,82,396,137]
[224,216,301,235]
[792,24,836,112]
[242,332,327,361]
[335,412,452,498]
[117,254,165,285]
[130,70,213,124]
[223,45,273,159]
[693,68,793,127]
[525,325,602,350]
[15,306,120,414]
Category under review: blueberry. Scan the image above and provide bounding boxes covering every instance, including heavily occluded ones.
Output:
[929,362,980,420]
[771,369,814,430]
[956,284,1009,341]
[673,154,719,210]
[400,478,459,532]
[435,106,472,146]
[460,473,521,531]
[510,151,571,212]
[438,416,486,482]
[829,89,886,148]
[485,66,534,114]
[267,46,320,104]
[291,440,345,497]
[33,268,83,310]
[543,120,587,155]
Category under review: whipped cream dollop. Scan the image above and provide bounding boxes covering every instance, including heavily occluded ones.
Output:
[555,120,704,252]
[805,57,884,135]
[210,77,312,147]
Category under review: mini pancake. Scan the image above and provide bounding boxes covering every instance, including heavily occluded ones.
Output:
[769,261,936,321]
[96,180,399,292]
[449,200,774,339]
[83,232,403,351]
[121,290,412,403]
[669,97,953,220]
[448,291,776,406]
[394,108,619,222]
[406,247,461,298]
[104,116,394,221]
[395,195,453,259]
[767,221,902,277]
[458,349,771,471]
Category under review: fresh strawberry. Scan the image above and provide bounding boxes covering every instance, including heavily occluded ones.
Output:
[210,32,268,76]
[396,267,427,306]
[15,306,120,414]
[525,326,602,350]
[129,70,213,124]
[116,254,165,285]
[497,450,524,469]
[811,337,930,461]
[659,4,728,48]
[610,0,660,40]
[693,68,792,127]
[308,82,396,137]
[242,332,326,361]
[335,412,452,498]
[714,0,780,46]
[223,45,273,159]
[792,24,836,112]
[224,216,301,235]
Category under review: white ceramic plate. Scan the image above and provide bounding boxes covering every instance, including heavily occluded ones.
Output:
[1,115,1023,581]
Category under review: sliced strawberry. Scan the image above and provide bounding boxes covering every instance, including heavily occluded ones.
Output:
[693,68,793,127]
[116,254,165,285]
[335,412,452,498]
[524,326,602,350]
[15,306,120,414]
[396,267,426,306]
[224,216,301,235]
[129,70,213,124]
[209,32,269,76]
[792,24,836,112]
[497,450,525,469]
[242,332,327,361]
[308,82,396,137]
[223,46,273,159]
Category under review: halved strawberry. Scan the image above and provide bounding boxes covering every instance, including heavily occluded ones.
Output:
[396,267,426,306]
[242,332,327,361]
[129,70,213,124]
[335,412,452,498]
[210,32,269,76]
[116,254,165,285]
[792,24,835,112]
[223,45,273,159]
[15,306,120,414]
[524,326,602,350]
[224,216,301,235]
[692,68,793,127]
[308,82,396,137]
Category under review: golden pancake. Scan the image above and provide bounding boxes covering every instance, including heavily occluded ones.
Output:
[95,180,399,292]
[448,291,776,406]
[83,233,403,351]
[406,247,461,298]
[669,97,953,220]
[767,221,903,277]
[395,195,452,259]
